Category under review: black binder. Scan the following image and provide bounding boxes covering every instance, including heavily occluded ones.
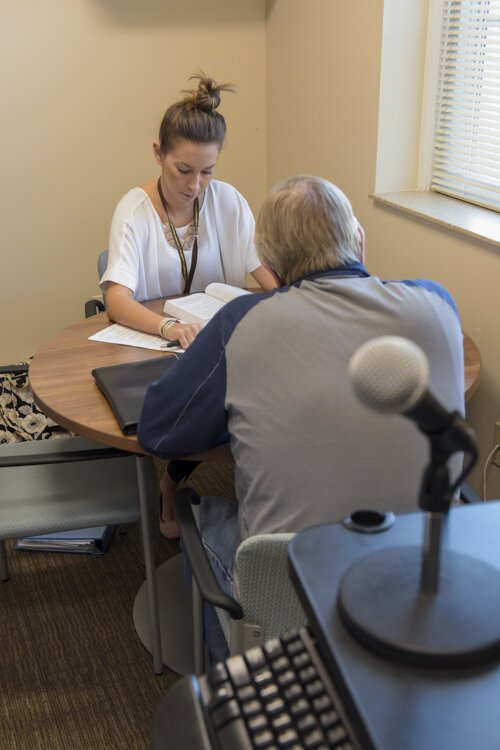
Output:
[92,355,179,435]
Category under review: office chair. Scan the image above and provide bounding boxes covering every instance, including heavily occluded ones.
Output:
[173,478,483,675]
[84,250,108,318]
[0,363,164,674]
[173,487,307,674]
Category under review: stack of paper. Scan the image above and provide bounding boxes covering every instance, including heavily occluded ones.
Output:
[14,526,116,555]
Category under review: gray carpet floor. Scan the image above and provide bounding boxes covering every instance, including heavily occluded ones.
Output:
[0,461,235,750]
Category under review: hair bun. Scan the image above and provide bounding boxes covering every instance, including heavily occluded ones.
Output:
[183,73,234,113]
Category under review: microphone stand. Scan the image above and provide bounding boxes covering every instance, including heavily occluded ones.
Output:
[337,412,500,667]
[418,413,478,594]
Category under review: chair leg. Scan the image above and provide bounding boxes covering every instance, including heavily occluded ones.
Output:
[191,503,205,675]
[0,541,10,581]
[136,455,163,675]
[192,579,205,675]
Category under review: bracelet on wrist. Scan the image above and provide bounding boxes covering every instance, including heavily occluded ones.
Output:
[159,318,179,340]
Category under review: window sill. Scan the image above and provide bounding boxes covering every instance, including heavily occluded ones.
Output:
[370,191,500,249]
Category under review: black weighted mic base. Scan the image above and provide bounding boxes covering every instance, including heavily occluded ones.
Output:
[337,545,500,668]
[337,413,500,669]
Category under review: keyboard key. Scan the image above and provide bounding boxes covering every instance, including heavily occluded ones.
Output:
[266,697,286,715]
[305,680,324,698]
[297,713,318,733]
[289,697,309,717]
[327,725,349,745]
[276,728,300,746]
[272,656,291,674]
[209,661,229,686]
[292,651,311,670]
[298,665,318,684]
[272,712,293,731]
[238,684,257,702]
[303,728,327,748]
[264,638,284,659]
[277,670,296,688]
[245,647,267,672]
[227,655,251,687]
[285,638,305,657]
[254,669,274,687]
[253,729,275,748]
[312,694,332,713]
[217,717,254,750]
[281,629,301,643]
[283,682,303,701]
[242,699,263,717]
[319,709,341,730]
[259,682,280,701]
[210,698,241,729]
[248,713,269,732]
[208,682,235,710]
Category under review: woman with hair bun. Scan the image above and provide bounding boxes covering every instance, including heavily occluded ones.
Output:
[102,73,275,537]
[102,72,275,349]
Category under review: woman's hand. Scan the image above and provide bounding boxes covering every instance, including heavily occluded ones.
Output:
[166,321,202,349]
[105,282,203,347]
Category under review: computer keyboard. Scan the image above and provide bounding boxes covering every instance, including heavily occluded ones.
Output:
[197,627,358,750]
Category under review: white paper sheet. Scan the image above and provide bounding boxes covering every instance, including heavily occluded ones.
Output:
[88,323,184,352]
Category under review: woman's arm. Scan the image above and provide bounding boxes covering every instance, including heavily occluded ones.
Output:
[250,265,278,291]
[105,282,201,348]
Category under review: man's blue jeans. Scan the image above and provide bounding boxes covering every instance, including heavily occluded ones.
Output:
[184,495,240,664]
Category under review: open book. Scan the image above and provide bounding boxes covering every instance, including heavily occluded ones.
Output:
[163,282,251,325]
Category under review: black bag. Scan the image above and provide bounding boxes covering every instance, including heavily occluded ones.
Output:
[92,356,179,435]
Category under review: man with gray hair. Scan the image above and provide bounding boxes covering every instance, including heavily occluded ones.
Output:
[138,175,464,656]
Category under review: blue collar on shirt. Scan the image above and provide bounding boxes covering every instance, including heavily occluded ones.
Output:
[295,261,370,285]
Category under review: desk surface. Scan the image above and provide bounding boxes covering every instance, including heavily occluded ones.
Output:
[289,501,500,750]
[29,299,481,454]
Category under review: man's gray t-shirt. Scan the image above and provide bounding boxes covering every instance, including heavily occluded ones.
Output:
[138,265,465,540]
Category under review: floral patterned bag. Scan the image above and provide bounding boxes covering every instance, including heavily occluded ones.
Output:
[0,364,70,443]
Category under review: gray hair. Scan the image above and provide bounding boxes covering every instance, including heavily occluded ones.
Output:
[255,175,362,284]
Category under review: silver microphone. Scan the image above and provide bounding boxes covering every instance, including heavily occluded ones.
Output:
[348,336,428,415]
[348,336,470,441]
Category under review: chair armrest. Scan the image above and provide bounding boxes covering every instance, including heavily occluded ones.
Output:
[173,487,243,620]
[0,446,133,468]
[0,363,29,376]
[85,299,105,318]
[459,482,483,504]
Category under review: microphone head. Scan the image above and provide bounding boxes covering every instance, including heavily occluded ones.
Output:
[348,336,429,414]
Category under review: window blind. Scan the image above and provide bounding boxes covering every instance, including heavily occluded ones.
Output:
[431,0,500,212]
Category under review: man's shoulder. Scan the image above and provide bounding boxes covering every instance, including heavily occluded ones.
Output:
[214,288,279,344]
[384,277,459,316]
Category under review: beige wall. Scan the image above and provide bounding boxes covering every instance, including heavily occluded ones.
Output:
[1,0,266,362]
[266,0,500,497]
